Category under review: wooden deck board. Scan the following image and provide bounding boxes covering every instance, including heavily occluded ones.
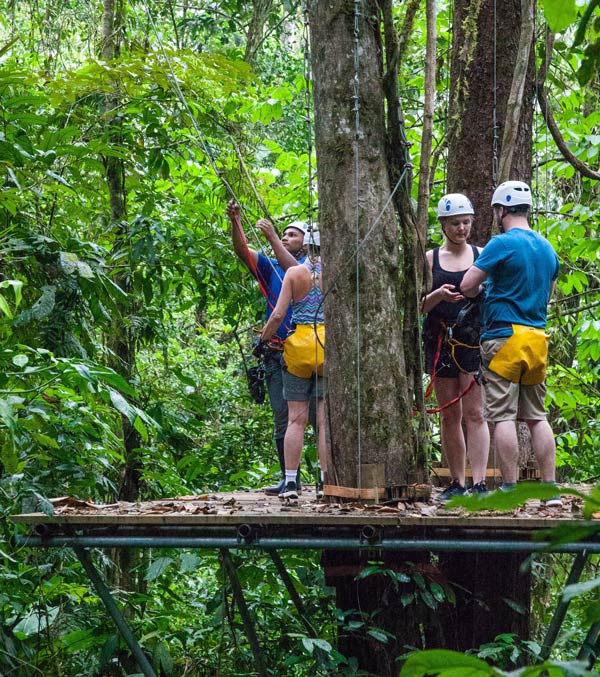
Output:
[10,485,591,532]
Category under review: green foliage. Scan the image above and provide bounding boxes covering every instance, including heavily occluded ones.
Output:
[0,0,598,674]
[543,0,579,33]
[400,648,595,676]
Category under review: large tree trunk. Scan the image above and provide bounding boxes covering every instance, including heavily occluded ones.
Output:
[443,0,536,646]
[309,0,426,490]
[447,0,535,245]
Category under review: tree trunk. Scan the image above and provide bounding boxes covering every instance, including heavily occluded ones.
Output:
[442,0,536,647]
[101,0,143,503]
[447,0,535,245]
[244,0,274,65]
[309,0,426,490]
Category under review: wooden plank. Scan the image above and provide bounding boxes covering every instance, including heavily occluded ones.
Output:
[323,484,386,500]
[431,468,502,478]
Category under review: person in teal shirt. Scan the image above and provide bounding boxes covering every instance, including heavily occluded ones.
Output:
[461,181,561,507]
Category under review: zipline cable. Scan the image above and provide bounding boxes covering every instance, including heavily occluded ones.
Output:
[492,0,499,188]
[139,0,291,289]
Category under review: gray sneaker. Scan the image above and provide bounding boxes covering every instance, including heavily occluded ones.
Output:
[471,481,488,496]
[543,495,563,508]
[437,480,468,503]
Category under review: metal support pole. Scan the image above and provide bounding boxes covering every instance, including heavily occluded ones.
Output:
[577,621,600,666]
[220,548,268,677]
[73,547,157,677]
[269,550,316,637]
[540,550,588,660]
[19,535,600,553]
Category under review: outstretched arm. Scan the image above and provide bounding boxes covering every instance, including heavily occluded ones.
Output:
[226,201,258,270]
[256,219,299,271]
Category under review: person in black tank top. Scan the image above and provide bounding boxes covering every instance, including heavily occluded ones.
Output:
[422,193,490,501]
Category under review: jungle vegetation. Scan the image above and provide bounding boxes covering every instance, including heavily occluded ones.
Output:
[0,0,599,675]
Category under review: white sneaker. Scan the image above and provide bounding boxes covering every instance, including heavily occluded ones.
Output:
[544,496,563,508]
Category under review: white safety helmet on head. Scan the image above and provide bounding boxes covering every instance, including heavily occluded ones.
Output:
[304,227,320,247]
[437,193,475,219]
[491,180,532,207]
[283,221,309,236]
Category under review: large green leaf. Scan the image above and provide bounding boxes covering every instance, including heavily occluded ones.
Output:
[543,0,578,32]
[400,650,494,676]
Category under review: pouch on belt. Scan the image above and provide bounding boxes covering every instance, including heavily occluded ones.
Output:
[487,323,549,385]
[283,323,325,379]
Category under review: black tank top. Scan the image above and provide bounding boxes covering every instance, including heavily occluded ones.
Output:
[427,245,480,324]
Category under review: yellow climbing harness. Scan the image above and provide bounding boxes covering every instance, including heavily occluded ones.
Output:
[486,323,549,385]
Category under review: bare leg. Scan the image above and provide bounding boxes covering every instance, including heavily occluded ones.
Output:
[460,372,490,485]
[494,420,519,484]
[527,419,556,482]
[434,377,466,487]
[284,401,309,472]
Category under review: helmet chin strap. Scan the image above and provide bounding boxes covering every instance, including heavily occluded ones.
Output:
[442,226,466,246]
[496,207,506,233]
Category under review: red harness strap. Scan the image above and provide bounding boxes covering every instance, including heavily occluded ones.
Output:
[424,321,476,414]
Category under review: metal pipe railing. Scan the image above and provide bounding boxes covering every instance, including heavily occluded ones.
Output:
[18,534,600,553]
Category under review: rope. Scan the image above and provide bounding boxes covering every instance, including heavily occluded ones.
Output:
[138,0,290,289]
[353,0,363,488]
[492,0,499,188]
[302,1,315,229]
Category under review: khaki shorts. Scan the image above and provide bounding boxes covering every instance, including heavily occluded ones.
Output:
[481,338,548,422]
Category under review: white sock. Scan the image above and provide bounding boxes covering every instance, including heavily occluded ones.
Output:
[285,470,297,484]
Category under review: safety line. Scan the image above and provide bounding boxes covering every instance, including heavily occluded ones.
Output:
[492,0,498,187]
[353,0,363,488]
[138,0,290,287]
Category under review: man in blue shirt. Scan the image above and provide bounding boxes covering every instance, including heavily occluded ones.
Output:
[461,181,561,506]
[226,201,308,494]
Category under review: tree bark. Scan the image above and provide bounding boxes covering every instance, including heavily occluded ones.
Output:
[309,0,426,490]
[447,0,535,245]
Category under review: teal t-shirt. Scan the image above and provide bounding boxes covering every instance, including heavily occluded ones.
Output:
[473,228,559,341]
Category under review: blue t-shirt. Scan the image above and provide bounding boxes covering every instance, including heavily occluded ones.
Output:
[256,253,304,340]
[474,228,559,340]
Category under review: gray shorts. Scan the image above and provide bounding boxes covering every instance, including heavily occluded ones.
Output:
[283,369,325,401]
[481,339,547,422]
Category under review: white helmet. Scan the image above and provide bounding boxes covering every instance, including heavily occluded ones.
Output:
[304,227,320,247]
[283,221,308,235]
[491,180,532,207]
[437,193,474,219]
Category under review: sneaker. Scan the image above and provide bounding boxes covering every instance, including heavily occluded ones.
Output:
[437,480,468,503]
[265,477,302,496]
[265,478,285,496]
[471,481,488,496]
[316,482,324,498]
[279,481,299,500]
[543,496,563,508]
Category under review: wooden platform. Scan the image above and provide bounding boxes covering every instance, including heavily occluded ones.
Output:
[11,485,599,553]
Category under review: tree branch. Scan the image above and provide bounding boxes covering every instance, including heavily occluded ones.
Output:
[497,0,534,182]
[536,28,600,182]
